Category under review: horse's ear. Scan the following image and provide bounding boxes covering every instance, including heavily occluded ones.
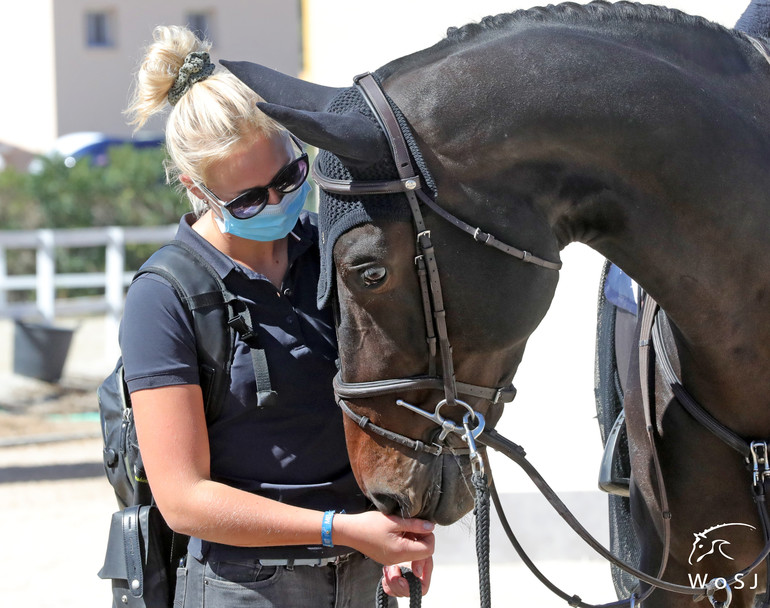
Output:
[221,59,388,167]
[256,102,388,167]
[220,60,342,111]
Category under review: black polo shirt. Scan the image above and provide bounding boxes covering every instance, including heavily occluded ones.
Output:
[119,212,368,560]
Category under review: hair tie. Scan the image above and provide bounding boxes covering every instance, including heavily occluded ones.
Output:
[168,51,215,106]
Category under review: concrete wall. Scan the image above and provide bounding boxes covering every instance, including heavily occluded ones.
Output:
[52,0,302,139]
[0,0,302,153]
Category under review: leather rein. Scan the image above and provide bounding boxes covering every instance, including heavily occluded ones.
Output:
[315,72,770,607]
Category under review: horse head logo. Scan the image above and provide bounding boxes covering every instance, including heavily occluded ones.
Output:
[688,523,757,565]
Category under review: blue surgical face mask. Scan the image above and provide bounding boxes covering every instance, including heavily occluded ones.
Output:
[213,181,311,241]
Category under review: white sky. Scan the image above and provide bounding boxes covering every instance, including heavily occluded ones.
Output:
[305,0,747,84]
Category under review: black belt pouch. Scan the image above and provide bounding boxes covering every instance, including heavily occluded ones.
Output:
[98,505,187,608]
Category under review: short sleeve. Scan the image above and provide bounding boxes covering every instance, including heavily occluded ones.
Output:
[119,273,199,393]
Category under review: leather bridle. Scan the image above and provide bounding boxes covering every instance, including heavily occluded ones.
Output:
[313,72,562,460]
[313,66,770,607]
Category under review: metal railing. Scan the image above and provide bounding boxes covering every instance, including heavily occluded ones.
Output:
[0,225,176,323]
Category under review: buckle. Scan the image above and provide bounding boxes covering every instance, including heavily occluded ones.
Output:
[473,228,491,243]
[751,441,770,488]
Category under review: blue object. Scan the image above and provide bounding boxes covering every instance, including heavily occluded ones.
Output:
[29,131,164,172]
[735,0,770,37]
[321,510,335,547]
[214,181,311,242]
[604,264,637,315]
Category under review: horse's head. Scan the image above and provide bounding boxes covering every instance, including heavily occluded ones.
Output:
[223,60,560,524]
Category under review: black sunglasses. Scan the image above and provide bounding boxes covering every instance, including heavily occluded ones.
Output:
[199,146,309,220]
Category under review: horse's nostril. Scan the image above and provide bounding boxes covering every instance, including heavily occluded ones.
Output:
[370,492,401,515]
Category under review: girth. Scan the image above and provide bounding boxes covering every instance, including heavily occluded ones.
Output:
[314,72,561,455]
[638,295,770,605]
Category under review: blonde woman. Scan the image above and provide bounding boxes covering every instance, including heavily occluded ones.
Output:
[122,25,433,607]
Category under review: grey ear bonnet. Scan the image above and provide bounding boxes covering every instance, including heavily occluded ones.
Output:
[315,84,414,308]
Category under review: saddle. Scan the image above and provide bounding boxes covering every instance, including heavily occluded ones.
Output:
[595,260,641,599]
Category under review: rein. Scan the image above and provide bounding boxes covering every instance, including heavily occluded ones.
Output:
[478,427,770,607]
[471,298,770,608]
[642,297,770,608]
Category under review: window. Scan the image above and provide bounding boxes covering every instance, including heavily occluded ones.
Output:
[86,11,115,47]
[187,12,213,44]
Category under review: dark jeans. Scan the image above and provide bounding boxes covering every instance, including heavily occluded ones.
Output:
[174,551,397,608]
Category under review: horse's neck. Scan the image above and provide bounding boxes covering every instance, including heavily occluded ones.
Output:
[388,19,770,425]
[391,24,770,313]
[504,27,770,356]
[582,178,770,430]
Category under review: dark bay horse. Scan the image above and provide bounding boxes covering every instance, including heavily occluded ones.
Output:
[223,1,770,605]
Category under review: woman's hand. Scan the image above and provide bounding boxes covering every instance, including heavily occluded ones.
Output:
[381,558,434,598]
[332,511,435,568]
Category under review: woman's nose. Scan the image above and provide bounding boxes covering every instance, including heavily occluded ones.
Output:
[267,188,284,205]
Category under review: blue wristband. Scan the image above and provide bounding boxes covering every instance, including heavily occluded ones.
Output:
[321,510,335,547]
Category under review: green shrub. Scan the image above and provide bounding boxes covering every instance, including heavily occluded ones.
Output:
[17,145,187,228]
[0,167,45,230]
[0,145,188,299]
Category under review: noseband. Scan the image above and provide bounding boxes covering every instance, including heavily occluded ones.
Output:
[314,73,562,459]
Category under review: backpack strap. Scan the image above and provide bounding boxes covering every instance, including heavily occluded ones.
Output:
[134,240,276,421]
[162,240,277,408]
[227,310,277,407]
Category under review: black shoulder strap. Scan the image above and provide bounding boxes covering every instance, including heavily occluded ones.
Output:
[134,240,276,421]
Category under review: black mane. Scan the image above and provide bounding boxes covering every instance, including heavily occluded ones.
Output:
[443,0,742,44]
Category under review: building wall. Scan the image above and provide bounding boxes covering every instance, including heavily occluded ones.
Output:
[1,0,302,154]
[0,1,57,153]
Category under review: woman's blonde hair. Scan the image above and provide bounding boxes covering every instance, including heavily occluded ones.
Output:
[125,25,282,215]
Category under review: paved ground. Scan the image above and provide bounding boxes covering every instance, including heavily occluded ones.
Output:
[0,437,617,608]
[0,244,621,607]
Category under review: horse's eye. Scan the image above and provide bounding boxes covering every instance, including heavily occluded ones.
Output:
[362,265,387,286]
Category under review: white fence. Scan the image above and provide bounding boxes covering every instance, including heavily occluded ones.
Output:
[0,225,176,324]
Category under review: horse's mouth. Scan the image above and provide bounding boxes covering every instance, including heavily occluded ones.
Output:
[365,450,480,525]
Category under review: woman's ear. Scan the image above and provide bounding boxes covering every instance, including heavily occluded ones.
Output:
[180,174,207,202]
[179,174,194,189]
